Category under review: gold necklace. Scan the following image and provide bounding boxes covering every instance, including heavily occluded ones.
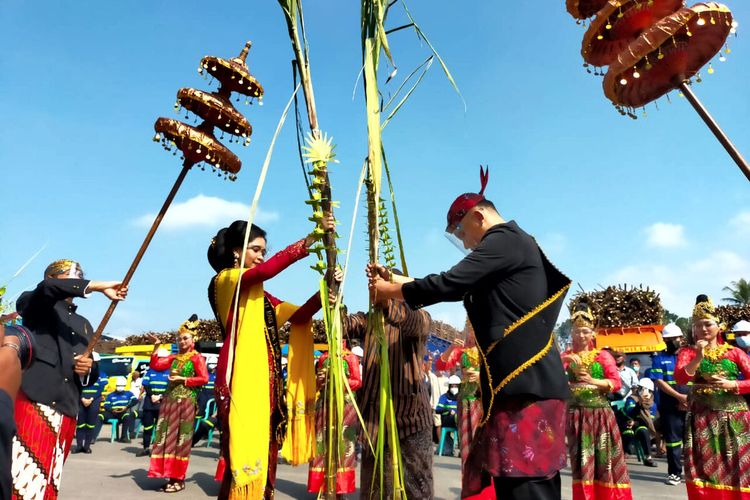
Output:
[703,343,732,363]
[571,348,599,370]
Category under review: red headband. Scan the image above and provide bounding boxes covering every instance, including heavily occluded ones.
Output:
[446,166,489,231]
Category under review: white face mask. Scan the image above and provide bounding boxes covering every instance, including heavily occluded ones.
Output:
[449,387,459,395]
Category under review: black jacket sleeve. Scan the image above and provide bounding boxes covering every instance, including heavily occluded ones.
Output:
[17,278,90,318]
[402,227,525,309]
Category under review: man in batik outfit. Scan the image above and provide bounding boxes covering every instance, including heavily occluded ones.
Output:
[12,260,126,499]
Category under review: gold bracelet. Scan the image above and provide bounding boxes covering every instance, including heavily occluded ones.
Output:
[1,343,21,360]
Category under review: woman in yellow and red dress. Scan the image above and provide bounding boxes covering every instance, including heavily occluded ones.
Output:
[675,294,750,500]
[307,348,362,495]
[435,334,482,467]
[207,217,333,499]
[146,315,209,493]
[562,303,632,500]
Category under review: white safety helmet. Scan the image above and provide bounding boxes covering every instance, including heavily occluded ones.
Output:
[448,375,462,385]
[115,376,127,389]
[661,323,683,339]
[638,378,655,393]
[352,346,364,358]
[732,320,750,333]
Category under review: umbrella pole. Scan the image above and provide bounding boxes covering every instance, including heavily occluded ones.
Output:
[83,161,193,356]
[678,81,750,182]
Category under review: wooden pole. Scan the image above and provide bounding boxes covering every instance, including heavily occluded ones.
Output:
[678,81,750,182]
[84,162,193,355]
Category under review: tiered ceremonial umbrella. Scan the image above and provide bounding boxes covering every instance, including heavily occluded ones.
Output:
[84,42,262,355]
[567,1,750,182]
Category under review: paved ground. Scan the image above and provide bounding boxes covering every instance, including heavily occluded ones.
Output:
[60,429,688,499]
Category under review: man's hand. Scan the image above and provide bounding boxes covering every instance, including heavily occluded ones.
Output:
[73,354,93,376]
[88,281,128,301]
[329,268,344,306]
[113,408,124,414]
[81,398,93,407]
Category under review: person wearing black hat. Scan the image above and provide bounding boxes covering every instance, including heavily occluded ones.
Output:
[371,167,571,500]
[12,260,126,500]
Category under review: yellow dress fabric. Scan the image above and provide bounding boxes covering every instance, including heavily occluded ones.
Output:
[214,268,315,498]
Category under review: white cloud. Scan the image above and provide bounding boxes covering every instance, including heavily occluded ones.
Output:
[607,250,750,317]
[729,211,750,238]
[132,194,279,230]
[644,222,687,248]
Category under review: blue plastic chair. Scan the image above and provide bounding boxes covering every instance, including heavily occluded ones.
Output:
[108,419,120,443]
[194,398,217,447]
[438,427,458,456]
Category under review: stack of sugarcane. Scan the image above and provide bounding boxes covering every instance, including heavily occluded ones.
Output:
[569,285,664,327]
[121,318,225,345]
[716,304,750,328]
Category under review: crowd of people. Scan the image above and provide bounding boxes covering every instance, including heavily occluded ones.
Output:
[2,170,750,500]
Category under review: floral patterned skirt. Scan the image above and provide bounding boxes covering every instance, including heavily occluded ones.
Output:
[566,405,632,500]
[462,397,567,498]
[684,401,750,499]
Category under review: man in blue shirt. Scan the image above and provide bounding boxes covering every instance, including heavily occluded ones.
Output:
[436,375,460,456]
[136,350,170,456]
[650,323,689,486]
[101,377,138,443]
[72,356,108,454]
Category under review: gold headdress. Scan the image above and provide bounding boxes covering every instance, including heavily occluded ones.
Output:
[692,294,723,328]
[571,301,596,329]
[178,314,201,339]
[45,259,83,278]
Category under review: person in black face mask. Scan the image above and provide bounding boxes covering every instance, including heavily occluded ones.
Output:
[649,323,689,485]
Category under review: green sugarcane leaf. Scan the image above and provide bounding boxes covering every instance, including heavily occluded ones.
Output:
[381,56,433,130]
[399,0,466,111]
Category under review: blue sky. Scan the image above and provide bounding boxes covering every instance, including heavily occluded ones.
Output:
[2,1,749,336]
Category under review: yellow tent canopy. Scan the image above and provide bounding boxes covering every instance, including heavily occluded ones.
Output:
[595,325,666,354]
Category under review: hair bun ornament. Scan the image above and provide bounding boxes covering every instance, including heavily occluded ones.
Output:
[696,294,710,304]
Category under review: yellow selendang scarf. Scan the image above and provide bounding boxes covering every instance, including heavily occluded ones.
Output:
[215,268,315,499]
[278,301,315,465]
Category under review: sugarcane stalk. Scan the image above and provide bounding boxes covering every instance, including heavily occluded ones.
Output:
[278,0,340,293]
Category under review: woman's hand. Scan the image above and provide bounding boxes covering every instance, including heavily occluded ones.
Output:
[576,371,595,385]
[708,376,738,392]
[145,333,161,345]
[168,375,186,384]
[695,340,708,360]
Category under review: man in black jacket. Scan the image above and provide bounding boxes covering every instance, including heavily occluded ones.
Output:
[371,171,571,500]
[12,259,126,500]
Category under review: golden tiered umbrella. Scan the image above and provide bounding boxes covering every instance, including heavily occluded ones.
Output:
[84,42,262,355]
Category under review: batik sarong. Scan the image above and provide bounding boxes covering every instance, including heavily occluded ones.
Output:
[148,396,196,480]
